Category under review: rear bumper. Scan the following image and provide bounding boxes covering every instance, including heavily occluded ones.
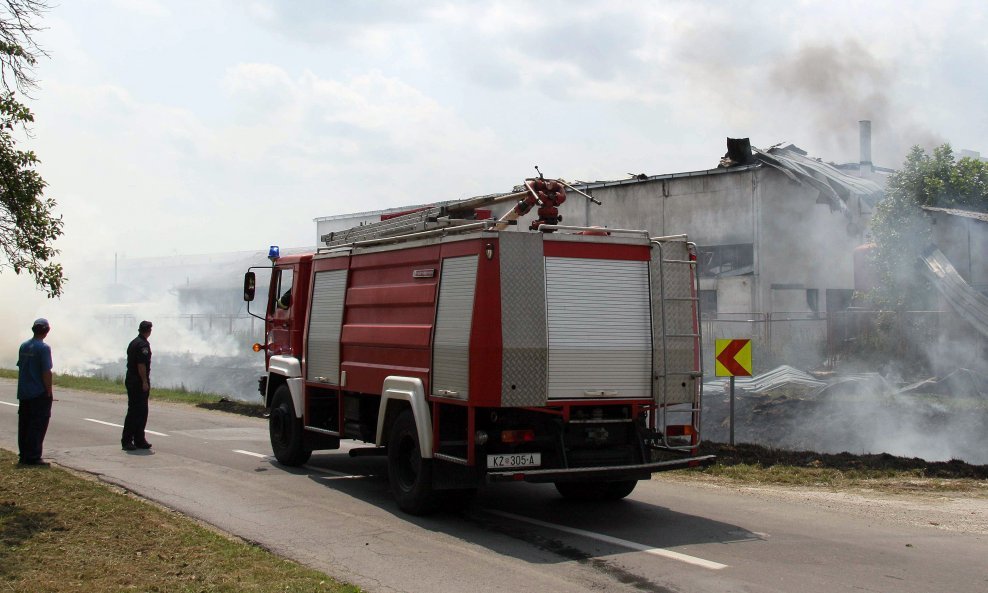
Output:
[486,454,715,483]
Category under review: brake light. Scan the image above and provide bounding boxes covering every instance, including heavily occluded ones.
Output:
[501,429,535,444]
[665,425,695,437]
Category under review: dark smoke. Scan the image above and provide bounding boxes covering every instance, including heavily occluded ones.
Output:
[768,39,945,165]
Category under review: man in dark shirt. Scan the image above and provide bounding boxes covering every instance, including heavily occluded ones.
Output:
[122,320,153,451]
[17,318,54,466]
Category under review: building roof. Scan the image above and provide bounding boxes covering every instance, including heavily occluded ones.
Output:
[573,144,884,225]
[922,206,988,224]
[570,163,761,191]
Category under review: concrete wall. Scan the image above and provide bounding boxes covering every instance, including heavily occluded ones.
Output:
[929,212,988,293]
[755,173,861,315]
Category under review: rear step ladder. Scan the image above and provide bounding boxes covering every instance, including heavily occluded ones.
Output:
[651,238,704,450]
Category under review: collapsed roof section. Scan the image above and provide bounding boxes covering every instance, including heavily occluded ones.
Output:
[920,247,988,339]
[750,143,884,224]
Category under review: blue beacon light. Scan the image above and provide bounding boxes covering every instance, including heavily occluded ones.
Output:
[268,245,280,262]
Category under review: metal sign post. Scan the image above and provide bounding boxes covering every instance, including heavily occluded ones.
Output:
[715,338,752,447]
[729,375,735,446]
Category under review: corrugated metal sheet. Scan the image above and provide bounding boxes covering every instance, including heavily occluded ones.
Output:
[546,257,652,399]
[704,365,824,395]
[307,269,348,383]
[432,255,479,399]
[920,247,988,338]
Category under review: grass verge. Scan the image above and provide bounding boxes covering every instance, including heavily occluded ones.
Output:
[0,368,265,415]
[0,449,360,593]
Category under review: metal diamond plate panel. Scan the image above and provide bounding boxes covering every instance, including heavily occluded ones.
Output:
[650,240,700,405]
[499,233,547,407]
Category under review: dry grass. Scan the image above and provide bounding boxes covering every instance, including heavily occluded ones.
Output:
[0,368,222,406]
[689,462,988,495]
[0,449,360,593]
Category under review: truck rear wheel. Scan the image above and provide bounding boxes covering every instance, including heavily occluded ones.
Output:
[387,410,439,515]
[269,385,312,466]
[554,479,638,501]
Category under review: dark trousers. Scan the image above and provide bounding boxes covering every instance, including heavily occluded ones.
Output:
[18,396,52,462]
[122,381,149,445]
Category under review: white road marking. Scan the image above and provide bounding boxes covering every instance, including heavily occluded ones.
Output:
[0,401,17,407]
[83,418,169,437]
[488,510,728,570]
[233,449,270,459]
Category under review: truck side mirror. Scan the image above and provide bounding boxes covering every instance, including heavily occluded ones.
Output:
[243,272,256,302]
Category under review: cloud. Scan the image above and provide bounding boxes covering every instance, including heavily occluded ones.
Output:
[109,0,170,19]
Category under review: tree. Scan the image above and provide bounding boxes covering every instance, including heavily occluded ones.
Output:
[869,144,988,309]
[0,0,62,297]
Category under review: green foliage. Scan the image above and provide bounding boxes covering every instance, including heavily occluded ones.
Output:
[868,144,988,309]
[0,1,63,297]
[0,91,62,296]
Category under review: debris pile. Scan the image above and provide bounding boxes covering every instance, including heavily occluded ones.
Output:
[701,366,988,465]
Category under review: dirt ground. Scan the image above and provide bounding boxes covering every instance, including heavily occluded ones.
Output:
[699,442,988,479]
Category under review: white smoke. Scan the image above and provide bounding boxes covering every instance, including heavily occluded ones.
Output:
[1,249,275,400]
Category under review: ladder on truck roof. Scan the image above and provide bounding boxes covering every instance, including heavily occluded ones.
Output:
[318,176,603,250]
[319,189,525,249]
[652,236,704,450]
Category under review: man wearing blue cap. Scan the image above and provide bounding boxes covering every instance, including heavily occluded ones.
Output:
[122,320,153,451]
[17,318,54,466]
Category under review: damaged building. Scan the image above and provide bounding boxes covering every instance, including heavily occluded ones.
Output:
[314,123,889,370]
[561,137,884,320]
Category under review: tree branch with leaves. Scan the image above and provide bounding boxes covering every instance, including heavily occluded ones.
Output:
[869,144,988,309]
[0,0,63,297]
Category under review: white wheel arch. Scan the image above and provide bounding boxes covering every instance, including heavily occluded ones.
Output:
[376,376,433,458]
[267,355,304,419]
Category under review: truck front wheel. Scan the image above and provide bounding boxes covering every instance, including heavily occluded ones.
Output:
[554,479,638,501]
[269,385,312,466]
[387,409,439,515]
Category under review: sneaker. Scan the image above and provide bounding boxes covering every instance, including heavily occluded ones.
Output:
[122,442,137,451]
[18,459,50,466]
[135,441,152,449]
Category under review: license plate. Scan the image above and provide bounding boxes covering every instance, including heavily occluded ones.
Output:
[487,453,541,469]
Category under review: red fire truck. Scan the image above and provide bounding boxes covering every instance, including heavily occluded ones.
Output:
[244,177,711,514]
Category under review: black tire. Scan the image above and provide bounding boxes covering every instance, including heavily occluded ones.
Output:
[269,385,312,466]
[387,409,439,515]
[554,479,638,501]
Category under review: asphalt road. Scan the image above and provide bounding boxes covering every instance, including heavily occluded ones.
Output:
[2,379,986,593]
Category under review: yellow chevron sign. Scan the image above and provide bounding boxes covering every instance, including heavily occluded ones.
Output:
[715,339,752,377]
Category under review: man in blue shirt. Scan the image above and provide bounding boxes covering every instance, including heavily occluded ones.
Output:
[17,318,54,466]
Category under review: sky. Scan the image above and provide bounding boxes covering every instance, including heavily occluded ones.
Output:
[4,0,988,328]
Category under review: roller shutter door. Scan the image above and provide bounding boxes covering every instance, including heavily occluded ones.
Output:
[307,269,347,384]
[432,256,478,398]
[545,257,652,399]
